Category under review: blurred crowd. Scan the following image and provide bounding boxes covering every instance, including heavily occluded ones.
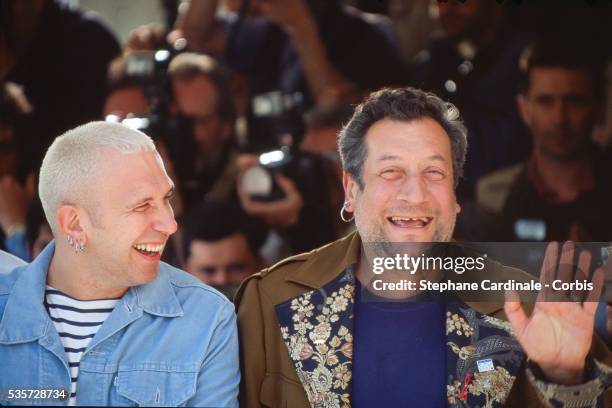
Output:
[1,0,611,314]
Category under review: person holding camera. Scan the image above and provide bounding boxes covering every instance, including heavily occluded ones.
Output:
[168,52,240,210]
[181,0,408,150]
[236,145,338,261]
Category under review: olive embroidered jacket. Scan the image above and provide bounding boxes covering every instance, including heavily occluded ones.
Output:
[235,232,611,408]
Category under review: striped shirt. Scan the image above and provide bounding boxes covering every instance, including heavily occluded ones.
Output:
[45,286,119,406]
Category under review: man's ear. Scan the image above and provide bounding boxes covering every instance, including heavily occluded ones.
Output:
[516,93,531,127]
[455,202,461,214]
[56,205,86,244]
[342,171,359,212]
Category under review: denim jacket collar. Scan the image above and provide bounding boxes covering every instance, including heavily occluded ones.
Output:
[0,240,183,344]
[133,268,183,318]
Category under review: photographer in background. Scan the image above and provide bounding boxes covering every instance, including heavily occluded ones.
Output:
[0,0,120,179]
[181,0,407,150]
[168,52,240,210]
[103,56,152,119]
[236,132,338,259]
[477,37,612,242]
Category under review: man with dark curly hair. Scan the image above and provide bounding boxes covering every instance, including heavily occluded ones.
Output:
[236,87,610,407]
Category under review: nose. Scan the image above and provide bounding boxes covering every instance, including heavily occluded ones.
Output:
[153,204,178,236]
[396,174,427,204]
[213,270,229,286]
[551,100,569,127]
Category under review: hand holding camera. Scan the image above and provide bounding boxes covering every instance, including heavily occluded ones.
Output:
[237,154,304,229]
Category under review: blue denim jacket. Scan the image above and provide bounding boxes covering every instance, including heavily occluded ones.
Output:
[0,242,239,407]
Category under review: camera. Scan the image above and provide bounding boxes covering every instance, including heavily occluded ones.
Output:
[241,145,328,203]
[241,146,292,202]
[248,91,306,152]
[104,35,188,138]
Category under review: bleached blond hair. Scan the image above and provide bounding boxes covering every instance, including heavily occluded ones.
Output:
[39,121,156,234]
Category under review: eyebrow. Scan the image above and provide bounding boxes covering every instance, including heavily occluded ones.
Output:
[426,154,447,163]
[377,154,402,162]
[377,154,447,163]
[126,185,175,209]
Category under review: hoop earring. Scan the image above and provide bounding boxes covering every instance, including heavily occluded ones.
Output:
[340,201,354,223]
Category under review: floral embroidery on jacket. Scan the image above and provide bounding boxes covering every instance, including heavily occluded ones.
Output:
[276,268,608,408]
[447,311,475,337]
[446,307,524,408]
[482,315,515,336]
[277,272,355,408]
[447,379,464,405]
[467,366,515,408]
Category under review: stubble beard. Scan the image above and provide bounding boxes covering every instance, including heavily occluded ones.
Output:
[354,201,457,244]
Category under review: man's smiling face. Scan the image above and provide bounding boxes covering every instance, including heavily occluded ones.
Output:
[344,117,460,243]
[82,149,178,288]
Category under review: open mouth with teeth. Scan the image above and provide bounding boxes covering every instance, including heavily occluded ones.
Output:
[132,243,164,258]
[388,216,433,228]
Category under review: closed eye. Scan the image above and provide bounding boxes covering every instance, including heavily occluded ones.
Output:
[425,169,445,181]
[380,168,402,180]
[133,203,151,212]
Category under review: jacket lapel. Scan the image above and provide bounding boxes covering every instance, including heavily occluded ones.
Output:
[446,302,525,408]
[275,266,356,408]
